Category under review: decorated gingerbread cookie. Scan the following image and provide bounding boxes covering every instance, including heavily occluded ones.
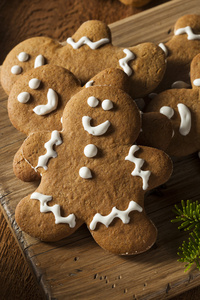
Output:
[1,20,166,99]
[15,85,172,255]
[146,52,200,157]
[157,14,200,92]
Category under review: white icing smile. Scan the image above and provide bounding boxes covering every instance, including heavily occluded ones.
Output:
[82,116,110,136]
[175,26,200,40]
[33,88,58,115]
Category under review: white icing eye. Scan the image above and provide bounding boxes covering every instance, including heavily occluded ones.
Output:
[84,144,98,158]
[34,54,45,68]
[87,96,99,107]
[17,52,29,62]
[102,99,113,111]
[160,106,174,119]
[17,92,30,103]
[29,78,41,89]
[11,65,22,75]
[79,167,92,179]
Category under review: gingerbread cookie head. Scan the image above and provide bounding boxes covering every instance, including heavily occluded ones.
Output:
[15,85,172,255]
[1,37,62,95]
[146,53,200,157]
[156,14,200,93]
[7,64,82,135]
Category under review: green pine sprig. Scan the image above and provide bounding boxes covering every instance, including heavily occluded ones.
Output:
[171,200,200,272]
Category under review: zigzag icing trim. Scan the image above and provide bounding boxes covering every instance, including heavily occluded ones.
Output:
[30,192,76,227]
[119,49,135,76]
[89,200,142,230]
[175,26,200,40]
[66,36,110,49]
[36,130,62,170]
[125,145,151,190]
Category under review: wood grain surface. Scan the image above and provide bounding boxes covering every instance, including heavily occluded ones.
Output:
[1,0,200,299]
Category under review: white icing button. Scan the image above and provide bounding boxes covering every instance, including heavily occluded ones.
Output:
[17,52,29,62]
[79,167,92,179]
[193,78,200,86]
[34,54,45,68]
[11,65,22,75]
[102,99,113,111]
[84,144,98,158]
[87,96,99,107]
[29,78,41,89]
[17,92,30,103]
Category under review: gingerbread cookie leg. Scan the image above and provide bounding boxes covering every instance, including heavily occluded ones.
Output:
[15,193,84,241]
[88,209,157,255]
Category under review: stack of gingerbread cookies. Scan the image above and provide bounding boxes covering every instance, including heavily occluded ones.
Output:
[1,14,199,255]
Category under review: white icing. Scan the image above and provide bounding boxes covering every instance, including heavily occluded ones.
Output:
[11,65,22,75]
[175,26,200,40]
[158,43,168,57]
[30,192,76,227]
[82,116,110,136]
[67,36,110,49]
[160,106,174,119]
[171,81,190,89]
[79,166,92,179]
[34,54,45,68]
[102,99,113,111]
[29,78,41,89]
[119,49,135,76]
[36,130,62,170]
[84,144,98,157]
[125,145,151,190]
[33,88,58,115]
[85,80,94,88]
[177,103,191,136]
[17,92,30,103]
[17,52,29,62]
[89,200,143,230]
[193,78,200,86]
[87,96,99,107]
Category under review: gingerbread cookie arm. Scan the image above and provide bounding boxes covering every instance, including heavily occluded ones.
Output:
[15,194,84,242]
[19,130,63,178]
[125,145,173,191]
[13,145,40,182]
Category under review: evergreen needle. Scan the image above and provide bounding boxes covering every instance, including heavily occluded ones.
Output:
[171,200,200,271]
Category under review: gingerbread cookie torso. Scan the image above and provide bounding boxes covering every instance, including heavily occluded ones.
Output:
[15,85,172,255]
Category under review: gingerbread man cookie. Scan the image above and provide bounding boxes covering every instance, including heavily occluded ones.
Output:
[1,20,166,99]
[146,52,200,157]
[15,85,172,255]
[157,14,200,93]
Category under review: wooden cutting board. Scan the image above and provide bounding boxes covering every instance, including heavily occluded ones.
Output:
[1,0,200,299]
